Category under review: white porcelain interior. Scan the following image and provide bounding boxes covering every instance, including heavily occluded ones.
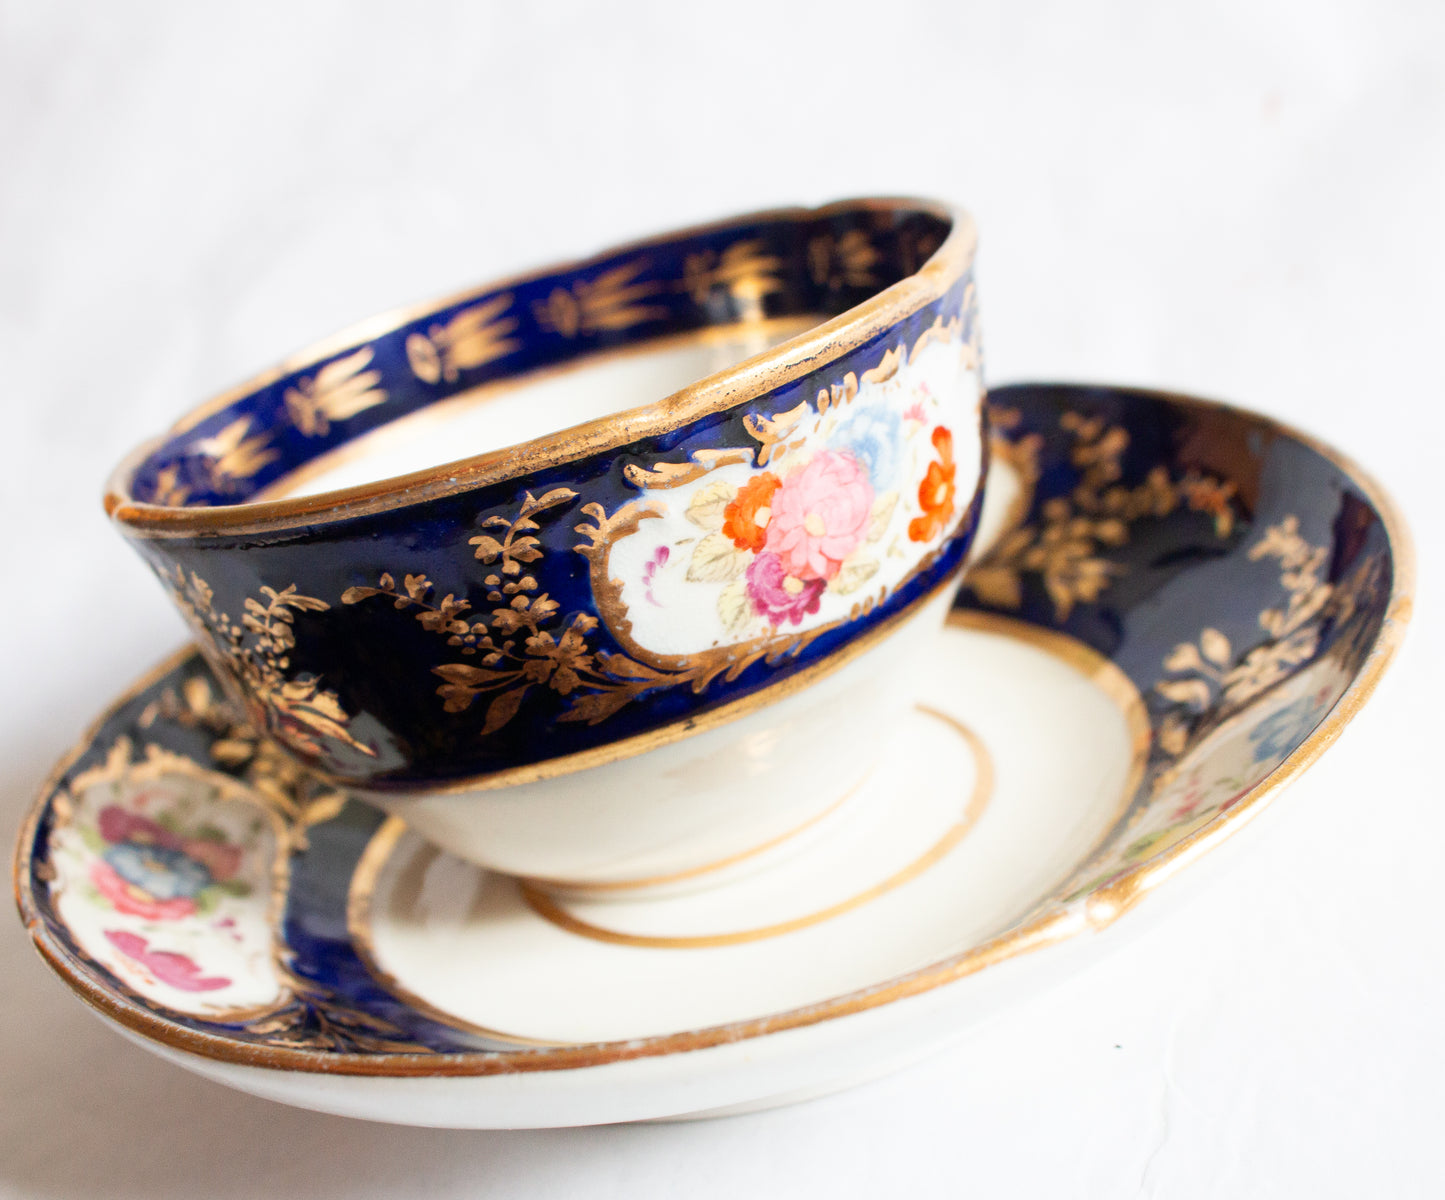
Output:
[273,318,819,499]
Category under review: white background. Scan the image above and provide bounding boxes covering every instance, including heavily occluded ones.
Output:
[2,1,1441,1195]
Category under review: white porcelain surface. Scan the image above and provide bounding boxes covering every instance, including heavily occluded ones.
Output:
[361,619,1136,1046]
[360,586,956,886]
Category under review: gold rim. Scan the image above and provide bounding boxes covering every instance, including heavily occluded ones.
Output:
[106,198,976,538]
[16,387,1415,1079]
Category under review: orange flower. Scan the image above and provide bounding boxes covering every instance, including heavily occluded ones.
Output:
[722,472,782,551]
[908,426,957,543]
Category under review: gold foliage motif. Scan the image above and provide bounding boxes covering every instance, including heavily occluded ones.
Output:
[242,968,425,1053]
[161,570,375,763]
[966,411,1239,621]
[406,294,520,384]
[344,492,705,734]
[807,229,880,290]
[342,488,578,677]
[190,416,280,492]
[151,463,191,507]
[532,259,665,338]
[138,677,348,854]
[284,348,387,437]
[682,239,785,311]
[1153,516,1334,756]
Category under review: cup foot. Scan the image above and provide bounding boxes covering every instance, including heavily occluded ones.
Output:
[513,702,989,940]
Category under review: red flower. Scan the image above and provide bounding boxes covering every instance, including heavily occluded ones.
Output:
[90,860,198,921]
[908,426,957,543]
[722,472,782,552]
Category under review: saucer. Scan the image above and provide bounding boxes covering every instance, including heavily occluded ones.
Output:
[14,382,1411,1128]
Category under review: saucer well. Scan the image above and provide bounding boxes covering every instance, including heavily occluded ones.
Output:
[14,382,1411,1128]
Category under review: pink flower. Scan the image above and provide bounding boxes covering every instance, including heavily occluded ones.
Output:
[90,859,198,921]
[643,545,670,607]
[104,930,231,993]
[746,552,826,626]
[765,450,874,581]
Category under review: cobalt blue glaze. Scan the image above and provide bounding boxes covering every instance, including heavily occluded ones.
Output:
[106,200,986,791]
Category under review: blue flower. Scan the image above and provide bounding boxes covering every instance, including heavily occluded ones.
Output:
[103,842,213,902]
[831,404,903,490]
[1247,695,1321,764]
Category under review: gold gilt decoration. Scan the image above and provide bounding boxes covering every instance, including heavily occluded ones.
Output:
[406,294,520,384]
[807,229,880,290]
[340,315,977,739]
[161,569,376,762]
[242,969,425,1053]
[138,675,348,853]
[743,314,964,470]
[741,399,812,468]
[283,348,387,437]
[341,489,834,736]
[622,447,755,490]
[189,415,280,493]
[531,259,666,338]
[966,411,1239,620]
[681,239,785,314]
[151,463,191,507]
[1152,516,1333,757]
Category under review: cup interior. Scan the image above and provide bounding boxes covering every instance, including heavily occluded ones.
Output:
[113,202,957,518]
[269,318,821,500]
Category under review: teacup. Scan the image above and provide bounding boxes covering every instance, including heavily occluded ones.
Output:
[106,199,986,890]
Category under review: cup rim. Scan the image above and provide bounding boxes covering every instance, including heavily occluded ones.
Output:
[104,196,977,539]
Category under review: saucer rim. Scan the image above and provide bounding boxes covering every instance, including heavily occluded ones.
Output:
[14,384,1415,1080]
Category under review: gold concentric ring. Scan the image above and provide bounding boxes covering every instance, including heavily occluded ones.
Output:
[513,706,994,948]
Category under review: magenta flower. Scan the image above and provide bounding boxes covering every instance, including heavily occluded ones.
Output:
[746,552,826,626]
[765,450,874,581]
[104,930,231,993]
